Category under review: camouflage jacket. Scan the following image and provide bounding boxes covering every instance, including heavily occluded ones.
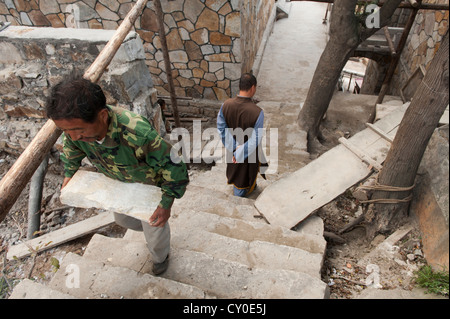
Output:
[60,105,189,209]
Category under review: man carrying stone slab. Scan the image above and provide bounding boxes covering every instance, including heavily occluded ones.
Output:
[46,74,189,275]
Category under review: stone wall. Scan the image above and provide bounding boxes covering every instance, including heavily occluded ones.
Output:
[411,125,449,271]
[390,0,449,97]
[0,26,160,153]
[0,0,276,103]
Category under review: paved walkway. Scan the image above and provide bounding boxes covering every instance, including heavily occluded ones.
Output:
[256,1,329,103]
[253,2,329,176]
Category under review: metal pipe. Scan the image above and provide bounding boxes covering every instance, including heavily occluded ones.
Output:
[27,154,49,239]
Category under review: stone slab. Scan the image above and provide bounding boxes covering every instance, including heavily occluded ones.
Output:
[172,228,323,279]
[170,210,326,255]
[162,248,329,299]
[7,212,115,260]
[0,25,131,43]
[85,229,323,279]
[255,103,409,229]
[8,279,75,299]
[60,170,162,222]
[49,252,206,299]
[354,287,448,299]
[83,233,150,273]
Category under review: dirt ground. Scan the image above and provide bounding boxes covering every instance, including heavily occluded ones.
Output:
[0,116,445,300]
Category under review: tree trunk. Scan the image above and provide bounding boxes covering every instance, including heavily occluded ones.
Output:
[297,0,402,153]
[365,31,449,238]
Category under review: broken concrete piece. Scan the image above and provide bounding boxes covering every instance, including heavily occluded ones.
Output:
[60,170,162,222]
[255,103,409,229]
[357,225,413,267]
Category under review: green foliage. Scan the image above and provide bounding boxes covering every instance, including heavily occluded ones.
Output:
[50,257,60,272]
[415,265,449,297]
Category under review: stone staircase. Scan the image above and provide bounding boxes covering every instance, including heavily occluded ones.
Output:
[9,162,329,299]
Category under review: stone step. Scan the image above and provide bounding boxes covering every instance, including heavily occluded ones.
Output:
[172,184,264,222]
[48,252,207,299]
[83,233,151,273]
[162,247,329,298]
[191,163,273,200]
[81,234,328,298]
[171,229,324,279]
[170,210,327,256]
[87,229,323,279]
[8,279,75,299]
[189,166,232,195]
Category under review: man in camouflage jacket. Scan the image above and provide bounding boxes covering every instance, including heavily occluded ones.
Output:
[46,75,189,275]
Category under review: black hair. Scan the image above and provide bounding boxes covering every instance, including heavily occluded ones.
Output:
[46,73,107,123]
[239,73,257,92]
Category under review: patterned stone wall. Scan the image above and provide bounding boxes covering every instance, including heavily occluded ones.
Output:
[390,0,449,97]
[1,0,275,103]
[0,26,161,152]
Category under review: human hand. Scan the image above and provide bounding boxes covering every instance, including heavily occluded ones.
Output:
[61,177,72,189]
[149,205,171,227]
[233,145,242,164]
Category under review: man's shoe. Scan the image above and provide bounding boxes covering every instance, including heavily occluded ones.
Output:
[152,255,169,275]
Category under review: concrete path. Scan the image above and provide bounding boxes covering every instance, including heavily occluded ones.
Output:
[255,1,329,103]
[254,2,329,175]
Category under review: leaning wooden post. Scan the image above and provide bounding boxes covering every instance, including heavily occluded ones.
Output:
[154,0,181,128]
[375,6,418,105]
[0,0,148,222]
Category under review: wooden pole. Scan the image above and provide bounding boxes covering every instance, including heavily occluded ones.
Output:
[375,6,418,105]
[383,26,397,56]
[84,0,149,83]
[0,0,148,222]
[153,0,181,128]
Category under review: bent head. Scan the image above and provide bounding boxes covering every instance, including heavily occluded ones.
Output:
[46,75,109,142]
[239,73,257,97]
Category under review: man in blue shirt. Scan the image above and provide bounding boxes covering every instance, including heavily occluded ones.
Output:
[217,73,266,197]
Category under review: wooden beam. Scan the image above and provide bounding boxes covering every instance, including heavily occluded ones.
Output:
[376,7,418,105]
[365,123,394,143]
[154,0,181,129]
[339,137,383,171]
[383,26,397,56]
[0,0,149,222]
[288,0,449,10]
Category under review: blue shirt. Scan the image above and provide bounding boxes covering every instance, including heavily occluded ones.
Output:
[217,103,264,163]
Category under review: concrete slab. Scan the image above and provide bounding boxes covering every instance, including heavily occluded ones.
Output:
[60,170,161,222]
[255,103,409,229]
[354,287,448,299]
[7,212,115,260]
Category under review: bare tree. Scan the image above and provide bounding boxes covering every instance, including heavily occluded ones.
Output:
[297,0,403,152]
[364,31,449,238]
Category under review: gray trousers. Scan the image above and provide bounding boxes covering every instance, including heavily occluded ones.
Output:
[114,213,170,264]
